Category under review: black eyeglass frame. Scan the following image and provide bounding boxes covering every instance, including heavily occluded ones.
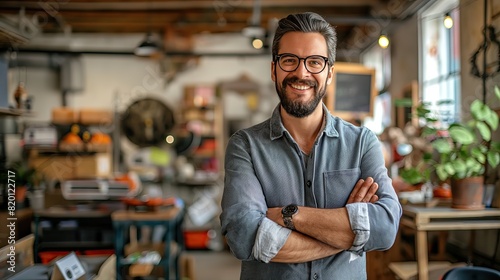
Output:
[274,53,330,74]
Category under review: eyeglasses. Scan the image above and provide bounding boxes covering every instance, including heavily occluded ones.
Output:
[275,53,329,74]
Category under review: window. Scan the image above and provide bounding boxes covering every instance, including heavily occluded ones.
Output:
[419,0,460,125]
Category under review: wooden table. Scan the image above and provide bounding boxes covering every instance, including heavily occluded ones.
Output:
[399,205,500,280]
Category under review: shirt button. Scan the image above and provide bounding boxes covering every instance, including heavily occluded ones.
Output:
[307,180,312,188]
[313,273,318,279]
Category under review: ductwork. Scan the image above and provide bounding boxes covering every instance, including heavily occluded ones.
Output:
[0,15,30,48]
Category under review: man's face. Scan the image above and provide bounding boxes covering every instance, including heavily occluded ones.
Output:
[271,32,334,118]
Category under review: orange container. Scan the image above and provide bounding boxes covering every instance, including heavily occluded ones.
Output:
[39,251,79,264]
[183,230,209,250]
[83,249,114,256]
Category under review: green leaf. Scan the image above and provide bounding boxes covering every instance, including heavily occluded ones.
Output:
[449,126,475,145]
[416,106,431,118]
[495,86,500,100]
[422,152,433,161]
[444,162,456,175]
[477,144,488,154]
[485,109,499,131]
[476,121,491,141]
[487,151,500,168]
[472,161,484,174]
[470,100,488,121]
[464,159,481,177]
[400,168,426,185]
[465,157,478,168]
[436,165,448,181]
[432,139,452,153]
[437,99,454,106]
[422,127,437,137]
[491,141,500,152]
[395,98,413,107]
[452,159,467,174]
[471,146,486,164]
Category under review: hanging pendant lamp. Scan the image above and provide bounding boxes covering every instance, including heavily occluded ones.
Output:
[134,33,161,57]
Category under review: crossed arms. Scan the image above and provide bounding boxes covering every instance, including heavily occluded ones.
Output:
[266,177,379,263]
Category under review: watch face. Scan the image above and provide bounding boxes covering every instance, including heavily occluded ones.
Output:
[282,204,298,216]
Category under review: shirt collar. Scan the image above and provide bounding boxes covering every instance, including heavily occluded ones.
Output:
[269,103,339,140]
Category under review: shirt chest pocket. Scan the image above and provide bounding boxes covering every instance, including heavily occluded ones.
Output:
[323,168,361,208]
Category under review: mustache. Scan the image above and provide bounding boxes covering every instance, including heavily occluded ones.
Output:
[282,76,317,88]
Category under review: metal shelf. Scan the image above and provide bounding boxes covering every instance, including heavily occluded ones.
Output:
[0,107,22,116]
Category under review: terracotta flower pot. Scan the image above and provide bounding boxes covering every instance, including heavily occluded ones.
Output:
[15,185,28,208]
[450,176,484,210]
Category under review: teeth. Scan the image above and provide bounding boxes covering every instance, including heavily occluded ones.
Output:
[290,84,311,90]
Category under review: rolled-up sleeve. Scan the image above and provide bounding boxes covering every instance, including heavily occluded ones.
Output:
[345,203,369,255]
[252,218,291,262]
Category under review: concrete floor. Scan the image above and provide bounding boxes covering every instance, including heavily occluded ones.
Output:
[185,250,241,280]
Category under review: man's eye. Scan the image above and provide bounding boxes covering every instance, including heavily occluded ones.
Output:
[282,58,297,64]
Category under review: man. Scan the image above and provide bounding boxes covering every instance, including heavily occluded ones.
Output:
[220,12,401,279]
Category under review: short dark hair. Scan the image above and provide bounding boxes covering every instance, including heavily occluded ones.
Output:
[271,12,337,65]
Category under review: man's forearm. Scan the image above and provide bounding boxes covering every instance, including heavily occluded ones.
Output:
[267,178,377,250]
[293,207,355,250]
[271,230,342,263]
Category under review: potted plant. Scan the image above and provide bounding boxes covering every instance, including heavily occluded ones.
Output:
[400,86,500,209]
[6,161,39,208]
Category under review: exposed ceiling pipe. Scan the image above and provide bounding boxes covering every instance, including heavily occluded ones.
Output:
[250,0,261,27]
[0,0,371,10]
[242,0,265,39]
[7,52,63,69]
[7,46,357,60]
[397,0,435,20]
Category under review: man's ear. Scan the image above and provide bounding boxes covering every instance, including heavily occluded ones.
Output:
[271,61,276,82]
[326,65,334,85]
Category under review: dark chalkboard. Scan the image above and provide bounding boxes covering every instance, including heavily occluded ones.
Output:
[326,63,376,121]
[334,73,373,112]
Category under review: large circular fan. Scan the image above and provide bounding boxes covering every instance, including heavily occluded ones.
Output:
[121,98,175,147]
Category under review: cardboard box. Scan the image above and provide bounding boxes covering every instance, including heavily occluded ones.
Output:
[73,153,111,179]
[52,107,78,124]
[29,152,111,181]
[29,155,76,181]
[79,109,113,125]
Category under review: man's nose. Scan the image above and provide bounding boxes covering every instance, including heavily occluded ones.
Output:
[293,59,310,76]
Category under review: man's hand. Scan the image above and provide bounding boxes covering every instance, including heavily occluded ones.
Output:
[347,177,378,204]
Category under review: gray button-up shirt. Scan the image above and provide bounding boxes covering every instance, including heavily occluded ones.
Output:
[220,104,402,280]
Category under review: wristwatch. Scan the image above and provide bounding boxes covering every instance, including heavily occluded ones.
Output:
[282,204,299,230]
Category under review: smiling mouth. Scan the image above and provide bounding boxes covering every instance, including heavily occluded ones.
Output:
[285,76,316,91]
[289,83,314,91]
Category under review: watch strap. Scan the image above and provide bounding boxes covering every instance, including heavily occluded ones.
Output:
[283,216,295,230]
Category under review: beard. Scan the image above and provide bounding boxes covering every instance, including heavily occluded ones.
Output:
[275,75,327,118]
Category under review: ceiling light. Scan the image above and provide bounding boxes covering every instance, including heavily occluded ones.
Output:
[443,13,453,29]
[134,33,161,57]
[378,34,390,49]
[252,38,264,49]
